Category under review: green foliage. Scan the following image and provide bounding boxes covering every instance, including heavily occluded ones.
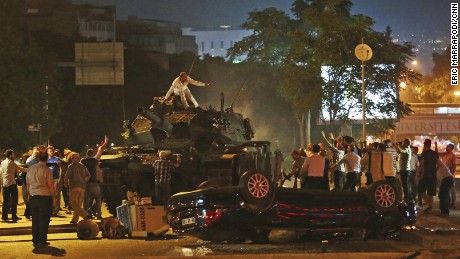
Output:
[228,0,417,139]
[415,48,454,103]
[416,74,455,103]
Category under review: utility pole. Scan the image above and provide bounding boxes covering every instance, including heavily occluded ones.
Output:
[355,39,373,143]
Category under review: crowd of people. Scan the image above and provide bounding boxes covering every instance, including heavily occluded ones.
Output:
[0,136,108,247]
[287,132,457,218]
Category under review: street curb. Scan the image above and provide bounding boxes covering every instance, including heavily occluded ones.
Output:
[0,222,105,236]
[0,224,77,236]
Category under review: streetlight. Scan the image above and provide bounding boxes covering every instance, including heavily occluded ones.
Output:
[355,40,373,143]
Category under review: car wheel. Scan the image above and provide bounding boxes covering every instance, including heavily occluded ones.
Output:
[239,170,275,212]
[197,180,220,189]
[367,180,400,212]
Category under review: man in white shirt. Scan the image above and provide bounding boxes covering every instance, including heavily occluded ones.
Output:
[409,146,420,205]
[164,72,211,110]
[331,144,361,192]
[300,144,326,190]
[27,151,56,247]
[1,149,28,221]
[395,138,412,202]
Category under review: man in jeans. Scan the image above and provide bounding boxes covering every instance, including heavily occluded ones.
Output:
[47,146,61,216]
[1,149,28,221]
[437,143,457,208]
[153,151,180,206]
[65,152,91,224]
[81,137,107,219]
[27,151,56,247]
[330,144,361,192]
[395,138,413,202]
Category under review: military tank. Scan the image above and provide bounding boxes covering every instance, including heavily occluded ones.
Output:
[99,94,283,215]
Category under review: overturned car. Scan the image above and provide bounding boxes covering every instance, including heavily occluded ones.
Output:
[166,176,417,243]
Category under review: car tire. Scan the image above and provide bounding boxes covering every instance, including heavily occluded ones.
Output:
[239,170,275,212]
[197,180,220,189]
[366,180,400,212]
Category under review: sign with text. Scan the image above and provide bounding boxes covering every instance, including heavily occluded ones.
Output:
[395,117,460,135]
[75,42,124,86]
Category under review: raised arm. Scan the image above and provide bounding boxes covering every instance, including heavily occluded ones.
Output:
[95,135,109,160]
[321,131,338,153]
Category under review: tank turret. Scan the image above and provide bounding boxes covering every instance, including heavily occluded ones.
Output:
[122,95,254,151]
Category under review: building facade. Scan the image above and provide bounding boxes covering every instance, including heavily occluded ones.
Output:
[117,17,197,55]
[183,28,251,62]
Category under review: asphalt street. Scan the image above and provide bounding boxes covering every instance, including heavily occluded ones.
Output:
[0,186,459,258]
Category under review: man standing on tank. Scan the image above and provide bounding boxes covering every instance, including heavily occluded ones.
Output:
[164,72,211,110]
[27,151,56,247]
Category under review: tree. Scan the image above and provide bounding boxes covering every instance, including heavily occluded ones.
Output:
[415,47,454,103]
[228,0,416,142]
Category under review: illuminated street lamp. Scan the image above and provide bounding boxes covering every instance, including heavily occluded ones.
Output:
[411,60,417,65]
[355,40,373,143]
[454,91,460,96]
[399,81,407,88]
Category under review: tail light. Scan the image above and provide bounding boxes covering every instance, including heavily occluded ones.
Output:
[203,209,223,227]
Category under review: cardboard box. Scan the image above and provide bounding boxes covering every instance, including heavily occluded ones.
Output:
[369,151,394,181]
[129,205,169,236]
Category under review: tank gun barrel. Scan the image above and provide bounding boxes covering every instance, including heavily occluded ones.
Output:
[137,106,174,134]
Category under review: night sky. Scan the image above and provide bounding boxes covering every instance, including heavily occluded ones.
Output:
[77,0,452,36]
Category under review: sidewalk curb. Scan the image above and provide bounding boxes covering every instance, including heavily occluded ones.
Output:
[0,222,104,236]
[0,225,76,236]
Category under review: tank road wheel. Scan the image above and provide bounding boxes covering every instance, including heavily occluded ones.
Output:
[367,180,399,212]
[239,170,275,212]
